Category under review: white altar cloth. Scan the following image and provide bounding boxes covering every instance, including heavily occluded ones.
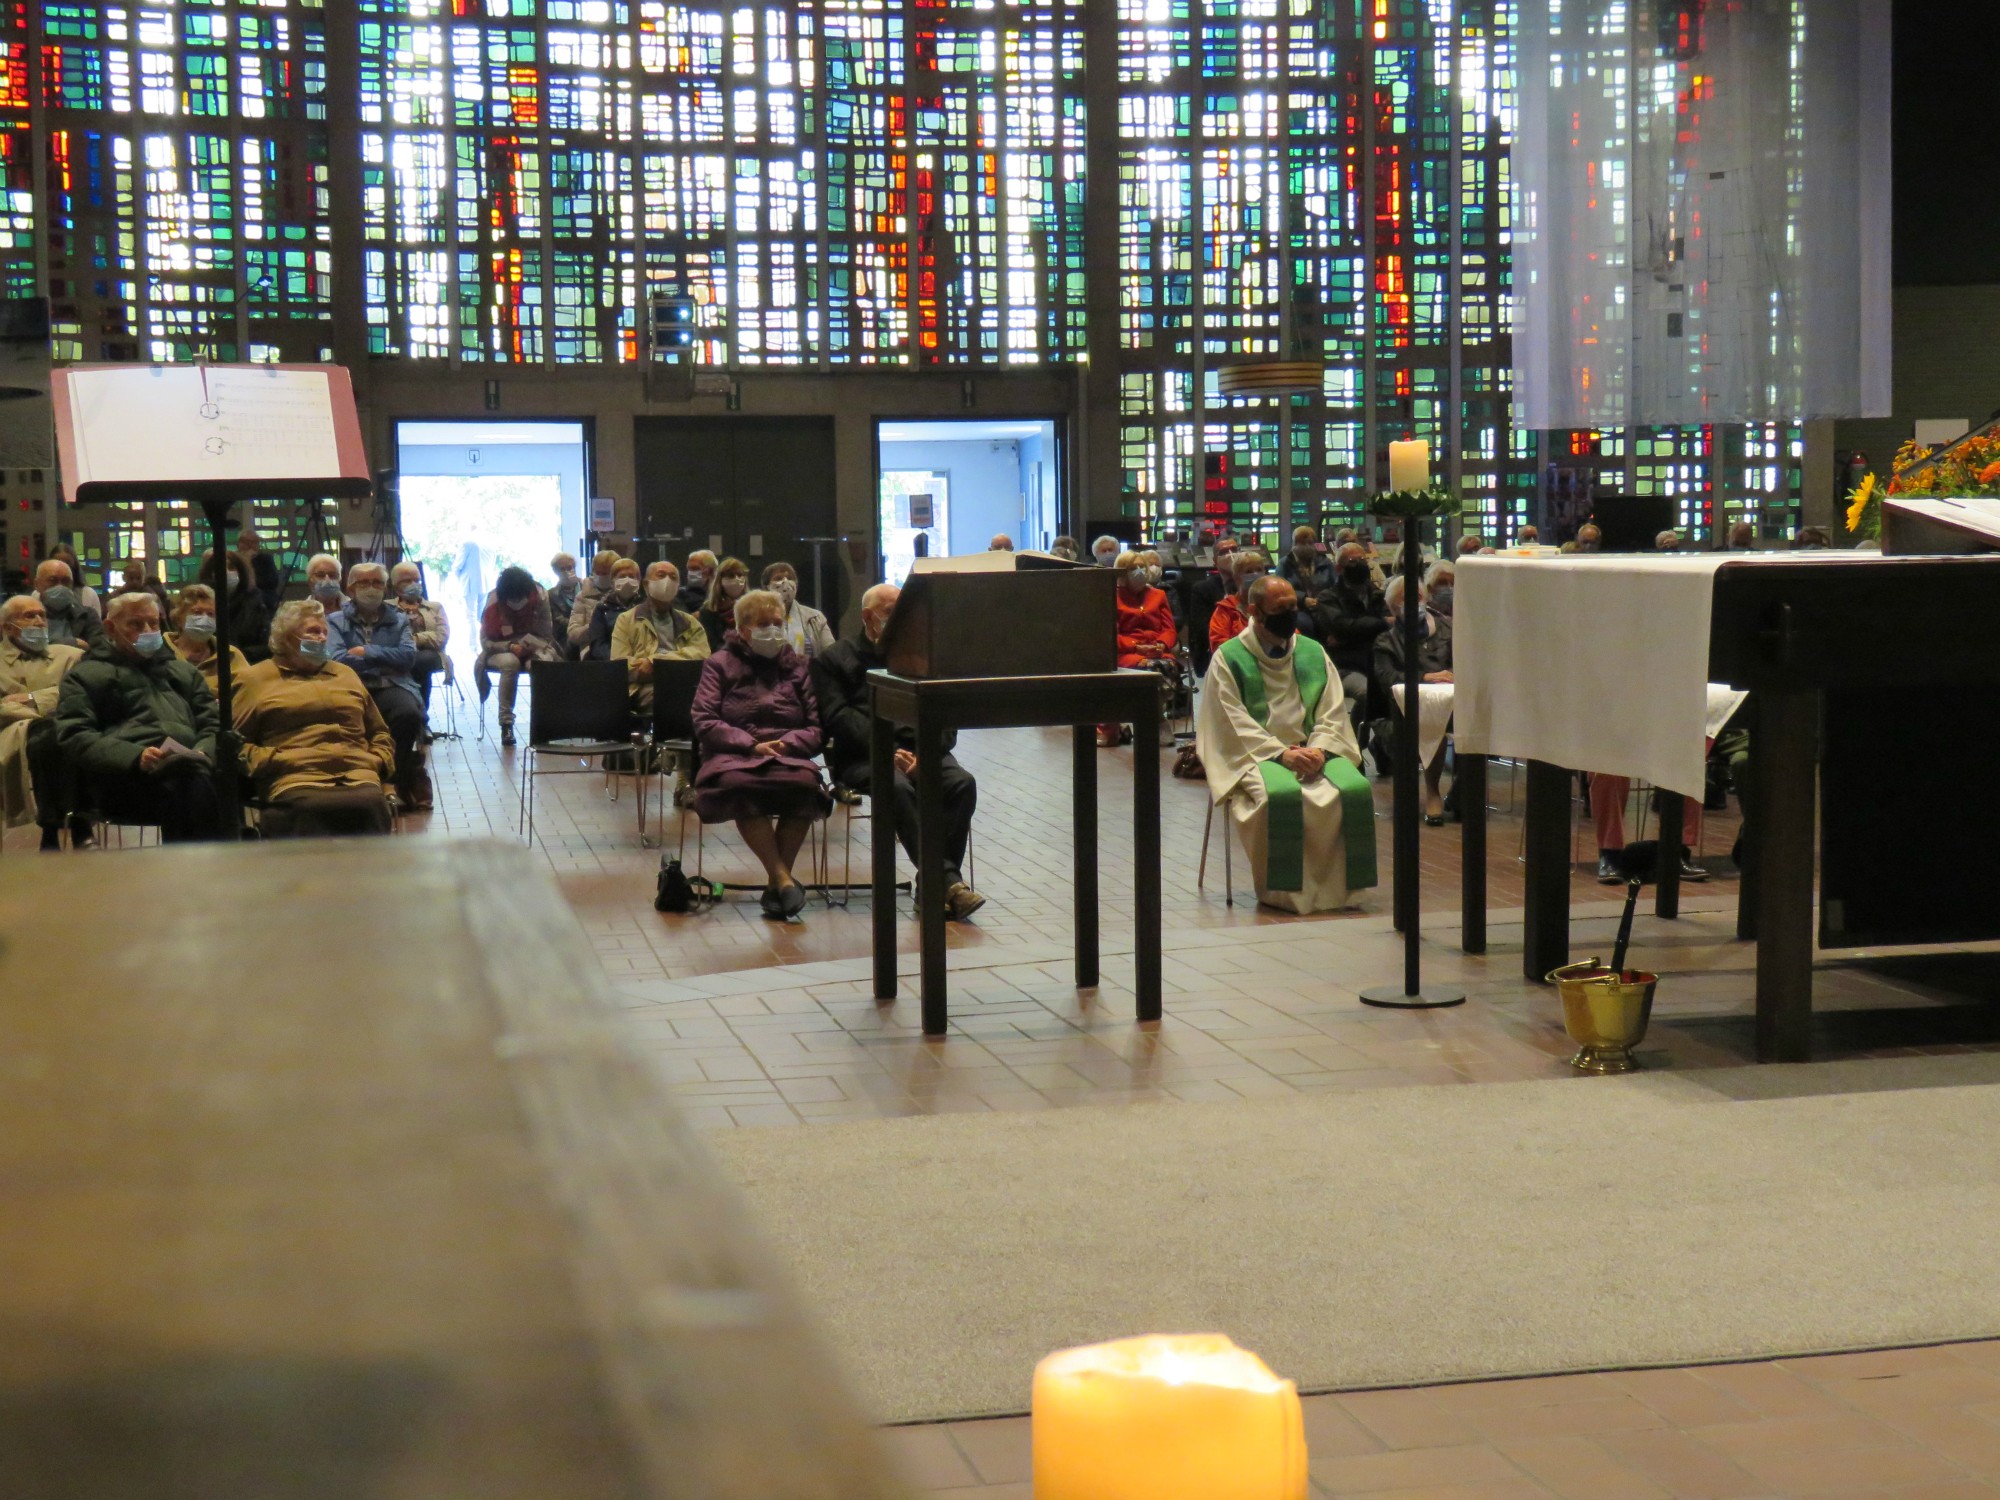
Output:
[1454,554,1752,799]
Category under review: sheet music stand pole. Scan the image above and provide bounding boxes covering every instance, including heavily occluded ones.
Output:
[1360,515,1465,1010]
[198,494,244,839]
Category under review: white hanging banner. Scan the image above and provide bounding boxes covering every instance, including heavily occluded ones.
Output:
[1511,0,1892,429]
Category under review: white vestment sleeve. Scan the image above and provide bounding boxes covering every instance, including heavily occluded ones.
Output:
[1197,638,1288,807]
[1305,658,1363,766]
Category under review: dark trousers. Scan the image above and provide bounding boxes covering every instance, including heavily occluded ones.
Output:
[25,718,78,828]
[370,684,426,786]
[845,753,977,887]
[260,786,394,838]
[413,649,443,710]
[90,760,223,843]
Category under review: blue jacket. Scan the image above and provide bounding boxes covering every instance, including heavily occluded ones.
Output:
[325,600,420,702]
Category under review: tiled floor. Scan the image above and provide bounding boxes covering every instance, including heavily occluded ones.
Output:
[18,688,2000,1497]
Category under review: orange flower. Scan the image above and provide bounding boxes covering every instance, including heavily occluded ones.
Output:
[1978,461,2000,486]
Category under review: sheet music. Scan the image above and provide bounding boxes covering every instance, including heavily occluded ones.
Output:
[65,365,344,487]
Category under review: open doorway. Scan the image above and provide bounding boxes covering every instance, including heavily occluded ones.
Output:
[395,420,590,685]
[876,418,1061,585]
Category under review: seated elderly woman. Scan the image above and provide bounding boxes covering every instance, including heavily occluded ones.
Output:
[166,584,251,692]
[1098,548,1180,747]
[1372,573,1455,824]
[233,599,398,838]
[478,564,559,747]
[690,587,832,920]
[761,561,836,661]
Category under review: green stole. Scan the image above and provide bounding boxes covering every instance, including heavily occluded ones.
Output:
[1217,634,1378,893]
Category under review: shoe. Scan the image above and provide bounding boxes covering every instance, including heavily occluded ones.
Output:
[39,826,61,852]
[832,784,862,806]
[65,815,95,850]
[1422,812,1445,827]
[778,880,806,918]
[759,885,785,919]
[1679,853,1710,883]
[1097,726,1121,748]
[499,724,515,747]
[945,881,987,921]
[1596,854,1623,885]
[672,781,696,811]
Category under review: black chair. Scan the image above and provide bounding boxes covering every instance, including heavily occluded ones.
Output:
[651,657,705,859]
[516,659,643,845]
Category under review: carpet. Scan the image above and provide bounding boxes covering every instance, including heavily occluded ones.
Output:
[713,1053,2000,1423]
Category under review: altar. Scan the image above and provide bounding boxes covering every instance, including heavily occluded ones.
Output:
[1454,551,2000,1061]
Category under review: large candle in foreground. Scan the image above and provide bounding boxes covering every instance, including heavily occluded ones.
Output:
[1031,1334,1307,1500]
[1388,438,1430,494]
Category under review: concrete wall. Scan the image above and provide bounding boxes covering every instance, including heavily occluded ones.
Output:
[347,365,1077,630]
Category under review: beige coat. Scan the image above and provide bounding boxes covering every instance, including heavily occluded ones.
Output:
[0,638,85,827]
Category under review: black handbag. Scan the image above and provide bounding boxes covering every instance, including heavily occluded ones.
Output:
[654,855,715,913]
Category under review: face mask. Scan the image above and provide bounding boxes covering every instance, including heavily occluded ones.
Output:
[1260,607,1299,640]
[40,585,73,614]
[1341,562,1369,585]
[1295,546,1316,562]
[183,613,217,638]
[297,636,331,663]
[1430,586,1454,616]
[1094,551,1118,567]
[612,577,640,599]
[1145,565,1163,585]
[721,576,747,599]
[772,578,798,607]
[134,629,165,656]
[17,625,48,650]
[399,583,423,602]
[1125,567,1149,590]
[1238,571,1266,599]
[686,570,709,590]
[646,578,677,603]
[312,579,341,601]
[353,585,385,608]
[747,625,786,658]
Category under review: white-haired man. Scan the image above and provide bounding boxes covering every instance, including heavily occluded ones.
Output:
[811,582,984,920]
[1090,534,1122,568]
[1197,574,1375,913]
[324,560,428,807]
[55,592,222,842]
[305,553,346,611]
[34,558,104,649]
[610,560,711,712]
[1,592,91,848]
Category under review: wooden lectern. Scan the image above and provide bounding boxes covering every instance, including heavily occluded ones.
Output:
[868,558,1164,1035]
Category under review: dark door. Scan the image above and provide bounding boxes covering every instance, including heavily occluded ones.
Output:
[635,416,838,610]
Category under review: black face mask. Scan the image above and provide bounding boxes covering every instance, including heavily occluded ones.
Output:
[1259,607,1299,639]
[1341,563,1369,585]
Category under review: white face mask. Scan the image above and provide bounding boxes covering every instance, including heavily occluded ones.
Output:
[1145,564,1163,585]
[747,624,786,658]
[772,577,798,607]
[646,578,677,603]
[612,576,640,599]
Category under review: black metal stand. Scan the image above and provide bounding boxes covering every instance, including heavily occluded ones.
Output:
[1360,515,1465,1010]
[198,496,244,840]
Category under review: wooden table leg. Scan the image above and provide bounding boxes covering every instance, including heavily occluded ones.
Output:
[1753,686,1817,1062]
[1523,759,1571,983]
[1458,752,1487,955]
[1131,687,1162,1022]
[1073,725,1099,989]
[1655,790,1683,920]
[917,717,949,1036]
[871,702,897,1002]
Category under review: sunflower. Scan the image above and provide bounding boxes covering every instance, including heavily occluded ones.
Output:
[1845,471,1880,534]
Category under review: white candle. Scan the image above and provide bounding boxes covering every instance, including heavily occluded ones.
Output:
[1388,439,1430,495]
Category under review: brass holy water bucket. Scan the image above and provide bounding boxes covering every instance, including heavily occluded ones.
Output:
[1545,961,1658,1074]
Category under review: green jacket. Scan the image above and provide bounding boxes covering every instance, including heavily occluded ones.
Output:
[56,640,221,777]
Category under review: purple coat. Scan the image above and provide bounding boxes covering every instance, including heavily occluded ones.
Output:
[691,634,826,796]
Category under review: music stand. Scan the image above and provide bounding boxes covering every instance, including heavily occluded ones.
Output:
[52,364,374,837]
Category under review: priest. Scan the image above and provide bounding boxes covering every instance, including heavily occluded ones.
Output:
[1196,574,1377,913]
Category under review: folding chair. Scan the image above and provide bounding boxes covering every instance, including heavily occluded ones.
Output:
[517,659,644,845]
[1198,793,1237,906]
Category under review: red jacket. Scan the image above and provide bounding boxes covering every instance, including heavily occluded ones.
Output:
[1208,592,1248,652]
[1115,586,1178,667]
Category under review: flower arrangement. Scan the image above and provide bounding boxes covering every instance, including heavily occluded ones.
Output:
[1849,430,2000,539]
[1368,484,1461,520]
